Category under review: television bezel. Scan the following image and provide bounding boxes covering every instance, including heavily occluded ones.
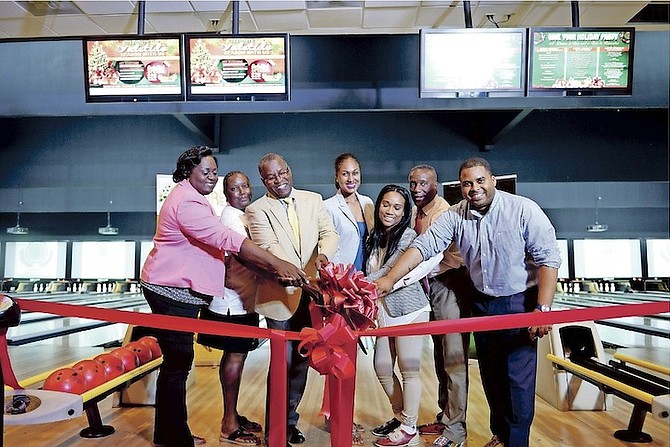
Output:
[527,27,635,97]
[442,173,517,205]
[185,33,290,102]
[83,34,186,103]
[419,28,528,99]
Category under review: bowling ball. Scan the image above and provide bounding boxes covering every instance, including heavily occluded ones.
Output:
[137,335,162,358]
[110,347,140,372]
[125,341,153,364]
[72,359,107,390]
[94,353,125,380]
[42,367,88,394]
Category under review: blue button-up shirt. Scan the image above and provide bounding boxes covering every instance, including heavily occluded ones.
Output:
[411,190,561,297]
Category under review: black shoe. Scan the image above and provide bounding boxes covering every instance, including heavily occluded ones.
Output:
[371,417,401,437]
[287,425,305,444]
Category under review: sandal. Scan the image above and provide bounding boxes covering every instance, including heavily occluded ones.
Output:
[220,427,261,446]
[237,415,262,433]
[352,430,364,446]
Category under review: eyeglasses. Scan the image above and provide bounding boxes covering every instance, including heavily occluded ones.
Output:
[263,168,290,183]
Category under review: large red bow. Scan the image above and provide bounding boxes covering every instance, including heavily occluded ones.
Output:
[298,321,356,379]
[315,263,378,331]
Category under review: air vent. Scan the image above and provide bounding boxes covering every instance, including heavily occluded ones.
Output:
[17,1,83,17]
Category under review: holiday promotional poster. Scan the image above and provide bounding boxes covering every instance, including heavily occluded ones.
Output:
[530,30,632,89]
[188,36,287,95]
[86,38,183,96]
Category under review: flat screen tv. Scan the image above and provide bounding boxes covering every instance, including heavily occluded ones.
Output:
[442,173,517,206]
[420,28,527,98]
[646,239,670,278]
[186,33,289,101]
[83,35,185,102]
[4,241,67,279]
[71,241,136,280]
[528,27,634,96]
[573,239,642,279]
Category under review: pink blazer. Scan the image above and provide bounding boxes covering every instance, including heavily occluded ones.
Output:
[141,180,246,297]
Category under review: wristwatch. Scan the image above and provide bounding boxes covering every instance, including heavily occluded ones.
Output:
[536,304,552,312]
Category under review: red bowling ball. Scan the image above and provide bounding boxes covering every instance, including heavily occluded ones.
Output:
[138,335,162,358]
[94,353,125,380]
[72,359,107,390]
[125,341,153,364]
[110,347,140,372]
[42,367,88,395]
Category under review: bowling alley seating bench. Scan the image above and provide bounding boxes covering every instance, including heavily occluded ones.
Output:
[13,355,163,438]
[547,351,670,443]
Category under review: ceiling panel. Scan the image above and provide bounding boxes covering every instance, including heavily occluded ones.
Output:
[0,17,57,38]
[88,14,151,35]
[253,10,310,30]
[74,1,136,15]
[0,1,33,19]
[363,6,419,28]
[40,15,105,36]
[308,8,363,28]
[145,12,208,33]
[0,1,665,39]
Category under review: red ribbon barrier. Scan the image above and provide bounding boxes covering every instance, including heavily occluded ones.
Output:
[10,297,669,447]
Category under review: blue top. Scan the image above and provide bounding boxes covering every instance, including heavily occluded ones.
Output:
[411,190,561,297]
[353,221,367,271]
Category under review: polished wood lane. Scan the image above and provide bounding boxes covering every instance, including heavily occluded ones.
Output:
[5,337,669,446]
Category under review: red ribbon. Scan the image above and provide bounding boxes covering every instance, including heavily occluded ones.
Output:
[298,313,358,447]
[9,297,669,447]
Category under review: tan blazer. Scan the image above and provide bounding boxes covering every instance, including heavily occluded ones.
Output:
[246,188,339,320]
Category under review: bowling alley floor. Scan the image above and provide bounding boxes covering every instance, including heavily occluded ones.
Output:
[4,338,669,447]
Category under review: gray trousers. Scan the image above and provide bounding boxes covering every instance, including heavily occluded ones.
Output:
[428,267,472,443]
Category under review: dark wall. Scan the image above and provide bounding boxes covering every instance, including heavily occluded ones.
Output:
[0,109,667,240]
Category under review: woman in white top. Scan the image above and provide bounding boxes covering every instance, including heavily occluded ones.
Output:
[323,153,375,272]
[197,171,262,446]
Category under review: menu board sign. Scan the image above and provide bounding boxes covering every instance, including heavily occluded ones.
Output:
[420,28,527,98]
[84,36,184,102]
[529,28,634,94]
[186,34,289,100]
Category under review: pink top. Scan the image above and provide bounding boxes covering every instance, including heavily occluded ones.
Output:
[141,179,246,297]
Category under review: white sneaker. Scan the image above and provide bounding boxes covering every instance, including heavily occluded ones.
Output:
[373,427,420,447]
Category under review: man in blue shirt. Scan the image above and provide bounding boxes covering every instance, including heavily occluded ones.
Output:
[375,157,561,447]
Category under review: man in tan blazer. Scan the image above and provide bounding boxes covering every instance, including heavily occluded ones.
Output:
[246,152,338,446]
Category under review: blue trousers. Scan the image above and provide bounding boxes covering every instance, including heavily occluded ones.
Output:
[472,288,538,447]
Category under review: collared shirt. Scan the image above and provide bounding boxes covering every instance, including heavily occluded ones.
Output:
[411,195,464,277]
[411,190,561,297]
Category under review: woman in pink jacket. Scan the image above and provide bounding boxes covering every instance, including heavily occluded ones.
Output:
[141,146,307,447]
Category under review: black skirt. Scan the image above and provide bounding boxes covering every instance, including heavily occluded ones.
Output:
[196,308,260,353]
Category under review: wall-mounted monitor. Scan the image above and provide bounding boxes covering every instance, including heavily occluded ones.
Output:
[4,241,67,279]
[420,28,527,98]
[442,174,517,206]
[573,239,642,279]
[83,35,185,102]
[646,239,670,278]
[186,34,289,101]
[71,241,136,279]
[528,27,634,97]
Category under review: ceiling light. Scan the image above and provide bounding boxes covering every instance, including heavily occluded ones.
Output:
[587,195,608,233]
[98,199,119,236]
[6,201,28,235]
